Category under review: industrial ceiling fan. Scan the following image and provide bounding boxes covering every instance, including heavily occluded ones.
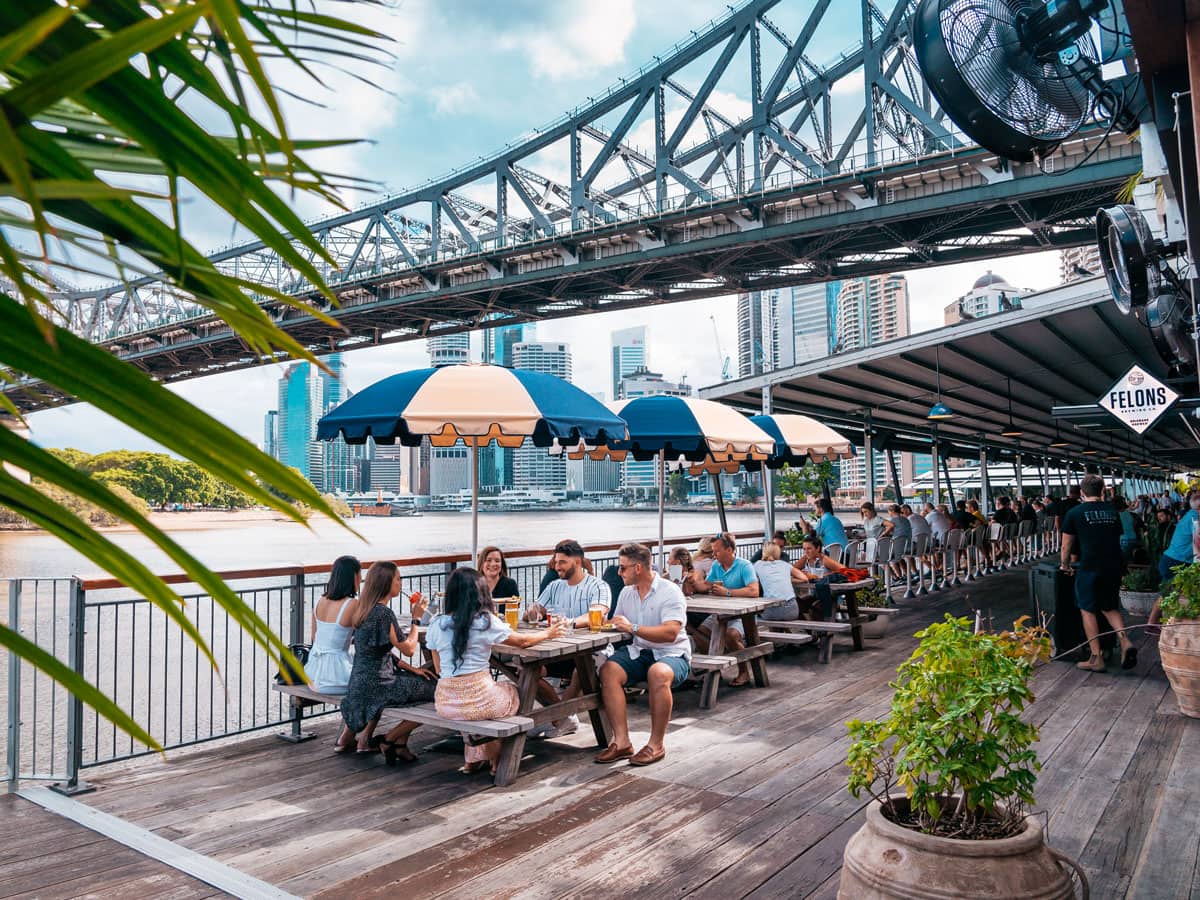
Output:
[913,0,1139,163]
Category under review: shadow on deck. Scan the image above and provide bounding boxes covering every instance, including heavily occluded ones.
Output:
[35,566,1200,898]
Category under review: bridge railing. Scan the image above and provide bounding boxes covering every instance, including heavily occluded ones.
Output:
[3,529,765,791]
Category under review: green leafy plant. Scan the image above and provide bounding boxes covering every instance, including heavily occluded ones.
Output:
[0,1,386,748]
[1162,562,1200,620]
[854,578,889,610]
[846,615,1051,839]
[1120,566,1157,593]
[777,460,836,504]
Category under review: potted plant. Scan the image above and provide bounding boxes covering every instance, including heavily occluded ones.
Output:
[1119,566,1158,617]
[839,615,1085,899]
[854,579,893,639]
[1159,561,1200,718]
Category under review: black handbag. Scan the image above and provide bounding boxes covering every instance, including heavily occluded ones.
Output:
[274,643,310,685]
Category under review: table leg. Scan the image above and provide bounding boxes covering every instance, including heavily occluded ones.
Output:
[494,660,541,786]
[743,613,769,688]
[700,615,726,710]
[575,652,611,749]
[845,589,865,651]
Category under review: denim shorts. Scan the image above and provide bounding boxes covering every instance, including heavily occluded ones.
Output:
[605,645,690,688]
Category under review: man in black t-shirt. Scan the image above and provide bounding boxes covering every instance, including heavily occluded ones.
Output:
[991,496,1018,526]
[1060,474,1137,672]
[951,499,974,531]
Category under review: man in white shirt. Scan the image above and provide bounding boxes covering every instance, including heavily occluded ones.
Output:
[924,502,952,543]
[596,542,691,767]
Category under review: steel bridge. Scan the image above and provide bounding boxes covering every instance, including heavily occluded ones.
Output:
[11,0,1140,413]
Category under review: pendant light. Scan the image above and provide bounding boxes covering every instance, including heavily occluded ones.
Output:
[1049,421,1069,448]
[927,345,955,420]
[1000,377,1023,437]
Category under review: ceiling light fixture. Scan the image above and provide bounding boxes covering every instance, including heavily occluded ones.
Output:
[1000,378,1023,437]
[927,345,956,420]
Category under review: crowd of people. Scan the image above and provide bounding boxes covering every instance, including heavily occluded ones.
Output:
[299,483,1188,773]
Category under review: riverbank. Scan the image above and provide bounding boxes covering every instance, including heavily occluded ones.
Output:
[0,507,295,534]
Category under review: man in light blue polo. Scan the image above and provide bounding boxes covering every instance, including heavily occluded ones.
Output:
[693,531,760,686]
[802,498,847,550]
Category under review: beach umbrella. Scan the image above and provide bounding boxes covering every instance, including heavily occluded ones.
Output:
[574,395,774,566]
[317,364,626,561]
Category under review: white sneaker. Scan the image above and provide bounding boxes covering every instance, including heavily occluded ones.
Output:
[539,715,580,738]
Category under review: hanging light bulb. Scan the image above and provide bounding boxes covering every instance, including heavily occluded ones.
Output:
[927,345,956,420]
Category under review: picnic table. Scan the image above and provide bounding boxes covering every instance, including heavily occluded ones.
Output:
[455,625,631,785]
[754,577,881,663]
[685,596,784,709]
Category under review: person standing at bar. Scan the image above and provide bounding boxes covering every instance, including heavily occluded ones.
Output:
[1060,474,1137,673]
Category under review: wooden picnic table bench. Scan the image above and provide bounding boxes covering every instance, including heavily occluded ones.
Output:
[756,577,885,663]
[685,596,783,709]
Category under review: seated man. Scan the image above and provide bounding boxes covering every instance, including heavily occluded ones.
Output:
[596,543,691,767]
[991,495,1018,526]
[801,497,848,552]
[526,540,612,737]
[924,502,952,544]
[692,531,760,686]
[751,529,790,563]
[887,503,912,579]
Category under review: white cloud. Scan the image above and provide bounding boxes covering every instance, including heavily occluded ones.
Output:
[431,83,480,116]
[498,0,636,80]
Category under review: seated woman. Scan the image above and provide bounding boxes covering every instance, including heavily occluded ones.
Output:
[304,555,360,751]
[666,546,697,596]
[478,545,520,610]
[752,543,802,621]
[340,561,436,763]
[860,502,885,540]
[425,567,564,775]
[692,536,716,578]
[793,536,851,620]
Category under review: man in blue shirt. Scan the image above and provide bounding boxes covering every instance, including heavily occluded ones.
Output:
[693,531,760,686]
[801,498,848,550]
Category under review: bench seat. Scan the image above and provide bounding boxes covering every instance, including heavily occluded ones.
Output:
[689,653,738,671]
[760,619,855,664]
[271,683,535,742]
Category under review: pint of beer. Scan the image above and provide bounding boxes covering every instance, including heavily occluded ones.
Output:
[587,604,605,632]
[504,604,520,630]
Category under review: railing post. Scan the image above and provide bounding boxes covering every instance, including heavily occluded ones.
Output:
[6,580,20,793]
[278,569,315,744]
[52,578,92,795]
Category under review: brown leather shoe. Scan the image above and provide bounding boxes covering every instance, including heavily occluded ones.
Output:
[629,745,666,767]
[594,742,634,763]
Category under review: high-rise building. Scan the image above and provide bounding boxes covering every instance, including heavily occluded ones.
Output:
[276,361,323,483]
[943,271,1026,324]
[834,274,909,352]
[512,341,572,490]
[618,368,692,498]
[780,281,840,367]
[427,333,470,368]
[611,326,647,400]
[737,289,782,375]
[429,445,471,496]
[263,410,277,458]
[1059,245,1102,283]
[483,322,536,368]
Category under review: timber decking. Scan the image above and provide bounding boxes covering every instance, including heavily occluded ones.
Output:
[13,566,1200,898]
[0,793,218,899]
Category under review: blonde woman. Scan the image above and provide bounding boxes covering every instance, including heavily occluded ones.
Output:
[692,536,716,577]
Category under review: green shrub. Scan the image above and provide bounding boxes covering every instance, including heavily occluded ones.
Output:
[1162,561,1200,620]
[847,615,1050,838]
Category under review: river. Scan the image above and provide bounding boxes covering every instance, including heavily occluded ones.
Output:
[0,508,776,580]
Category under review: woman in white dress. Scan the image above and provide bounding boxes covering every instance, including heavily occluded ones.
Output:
[303,555,360,751]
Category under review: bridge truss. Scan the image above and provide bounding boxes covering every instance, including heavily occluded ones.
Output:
[12,0,1140,412]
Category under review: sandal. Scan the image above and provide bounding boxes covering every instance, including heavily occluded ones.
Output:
[381,742,417,766]
[730,674,752,687]
[458,761,490,775]
[1122,646,1139,671]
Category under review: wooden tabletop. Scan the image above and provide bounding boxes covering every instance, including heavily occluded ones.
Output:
[490,626,632,661]
[792,577,877,595]
[686,596,786,616]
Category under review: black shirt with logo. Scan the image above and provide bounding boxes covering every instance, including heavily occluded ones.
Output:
[1061,501,1123,575]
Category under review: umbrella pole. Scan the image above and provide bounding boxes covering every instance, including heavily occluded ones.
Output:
[712,472,728,533]
[658,449,665,572]
[471,440,479,565]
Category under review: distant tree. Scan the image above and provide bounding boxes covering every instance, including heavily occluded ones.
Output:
[741,482,761,502]
[777,461,836,504]
[668,470,689,504]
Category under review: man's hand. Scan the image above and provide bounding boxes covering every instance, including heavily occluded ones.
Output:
[524,602,546,622]
[610,614,633,634]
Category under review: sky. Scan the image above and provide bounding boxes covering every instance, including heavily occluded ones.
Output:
[26,0,1066,454]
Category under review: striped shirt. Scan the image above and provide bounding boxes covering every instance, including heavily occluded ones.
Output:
[536,573,611,619]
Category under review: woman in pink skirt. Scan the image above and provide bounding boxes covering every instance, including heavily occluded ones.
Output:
[425,567,563,774]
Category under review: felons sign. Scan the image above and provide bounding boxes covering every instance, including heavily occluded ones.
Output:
[1098,365,1178,435]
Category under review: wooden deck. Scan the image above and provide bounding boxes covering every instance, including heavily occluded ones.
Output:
[14,566,1200,898]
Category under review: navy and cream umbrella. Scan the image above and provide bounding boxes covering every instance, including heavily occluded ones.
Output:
[317,364,627,560]
[574,395,775,565]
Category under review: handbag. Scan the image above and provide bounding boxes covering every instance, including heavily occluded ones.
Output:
[274,643,310,685]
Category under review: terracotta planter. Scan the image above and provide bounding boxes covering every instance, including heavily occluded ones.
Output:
[859,611,891,639]
[839,798,1079,899]
[1119,590,1157,617]
[1160,618,1200,718]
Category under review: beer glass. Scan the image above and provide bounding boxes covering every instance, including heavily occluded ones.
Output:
[587,604,606,632]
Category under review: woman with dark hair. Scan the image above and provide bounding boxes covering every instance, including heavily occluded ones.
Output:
[794,536,852,621]
[478,545,520,607]
[305,556,360,725]
[425,567,563,774]
[339,561,436,762]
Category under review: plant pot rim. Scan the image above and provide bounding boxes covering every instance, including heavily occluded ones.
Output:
[867,795,1042,857]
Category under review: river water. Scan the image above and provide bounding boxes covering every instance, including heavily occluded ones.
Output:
[0,508,772,580]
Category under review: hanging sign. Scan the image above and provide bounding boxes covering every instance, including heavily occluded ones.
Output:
[1098,364,1178,435]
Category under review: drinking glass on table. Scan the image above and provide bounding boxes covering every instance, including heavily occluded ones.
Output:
[504,596,521,630]
[710,579,724,596]
[587,603,606,632]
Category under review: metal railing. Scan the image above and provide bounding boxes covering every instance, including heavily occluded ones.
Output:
[3,529,765,791]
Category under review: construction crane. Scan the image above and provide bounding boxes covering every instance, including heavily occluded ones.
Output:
[710,315,732,380]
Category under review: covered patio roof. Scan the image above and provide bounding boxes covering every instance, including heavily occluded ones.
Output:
[701,276,1199,476]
